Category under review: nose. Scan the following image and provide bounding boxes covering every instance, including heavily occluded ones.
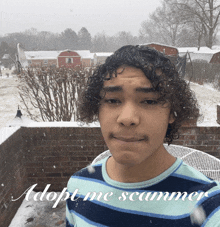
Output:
[117,102,140,126]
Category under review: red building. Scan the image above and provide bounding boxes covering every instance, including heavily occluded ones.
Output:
[57,50,81,68]
[141,43,179,57]
[24,50,94,68]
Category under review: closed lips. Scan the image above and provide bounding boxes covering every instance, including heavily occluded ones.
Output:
[113,136,145,142]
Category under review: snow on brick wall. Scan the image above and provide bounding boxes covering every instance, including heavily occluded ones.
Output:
[0,128,28,227]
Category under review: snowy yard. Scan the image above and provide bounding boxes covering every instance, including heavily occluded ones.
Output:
[0,75,21,128]
[189,82,220,126]
[0,74,220,128]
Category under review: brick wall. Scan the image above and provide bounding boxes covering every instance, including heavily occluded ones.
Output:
[173,127,220,159]
[0,128,28,227]
[1,125,220,226]
[22,127,108,191]
[29,59,57,67]
[22,126,220,192]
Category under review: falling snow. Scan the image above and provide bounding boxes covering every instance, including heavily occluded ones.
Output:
[1,71,220,227]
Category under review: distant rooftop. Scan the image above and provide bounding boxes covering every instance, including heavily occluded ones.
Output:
[25,50,94,60]
[178,46,220,54]
[177,46,220,62]
[25,51,61,60]
[75,50,94,59]
[94,52,113,57]
[140,42,178,50]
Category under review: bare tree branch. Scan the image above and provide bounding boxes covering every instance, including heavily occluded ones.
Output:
[17,66,91,122]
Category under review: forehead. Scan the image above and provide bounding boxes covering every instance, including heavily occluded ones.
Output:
[104,66,152,87]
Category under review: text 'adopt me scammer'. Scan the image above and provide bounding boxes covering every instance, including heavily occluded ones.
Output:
[12,184,209,208]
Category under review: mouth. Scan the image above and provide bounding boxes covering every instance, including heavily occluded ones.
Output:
[111,134,148,143]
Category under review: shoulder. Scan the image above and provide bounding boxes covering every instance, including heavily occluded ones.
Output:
[171,160,219,189]
[175,161,220,226]
[67,156,108,192]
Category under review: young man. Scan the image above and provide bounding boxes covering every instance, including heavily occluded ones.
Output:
[66,45,220,226]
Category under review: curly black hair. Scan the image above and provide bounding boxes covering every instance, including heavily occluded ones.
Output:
[78,45,200,144]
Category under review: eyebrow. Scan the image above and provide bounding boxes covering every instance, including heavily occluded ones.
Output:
[102,86,156,93]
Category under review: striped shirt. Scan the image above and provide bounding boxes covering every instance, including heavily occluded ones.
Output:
[66,155,220,227]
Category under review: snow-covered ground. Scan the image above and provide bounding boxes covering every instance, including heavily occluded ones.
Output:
[0,75,21,129]
[189,82,220,126]
[9,191,66,227]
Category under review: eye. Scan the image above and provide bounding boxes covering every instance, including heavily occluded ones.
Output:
[104,99,121,104]
[141,99,158,105]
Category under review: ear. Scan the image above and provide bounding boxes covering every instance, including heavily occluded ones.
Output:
[168,113,175,124]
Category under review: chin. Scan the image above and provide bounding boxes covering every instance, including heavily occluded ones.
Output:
[111,150,144,166]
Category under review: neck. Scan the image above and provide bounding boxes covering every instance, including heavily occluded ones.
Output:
[106,147,176,183]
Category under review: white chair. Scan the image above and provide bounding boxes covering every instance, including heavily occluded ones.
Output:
[92,144,220,182]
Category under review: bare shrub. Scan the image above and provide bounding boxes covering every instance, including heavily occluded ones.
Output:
[17,66,91,122]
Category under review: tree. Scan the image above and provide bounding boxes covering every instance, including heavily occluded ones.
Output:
[38,31,53,50]
[115,31,140,47]
[78,27,92,50]
[60,28,78,50]
[139,1,186,46]
[92,31,141,52]
[0,41,17,68]
[91,32,108,52]
[168,0,220,48]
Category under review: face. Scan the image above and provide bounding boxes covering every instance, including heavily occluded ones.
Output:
[98,66,174,167]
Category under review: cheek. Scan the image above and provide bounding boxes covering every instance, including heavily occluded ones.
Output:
[146,112,171,134]
[98,109,112,135]
[99,106,117,123]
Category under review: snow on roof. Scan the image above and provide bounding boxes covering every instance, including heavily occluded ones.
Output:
[190,53,214,62]
[94,52,113,57]
[75,50,93,59]
[25,50,95,60]
[178,47,220,62]
[25,51,61,60]
[140,42,178,50]
[178,47,198,53]
[178,47,220,54]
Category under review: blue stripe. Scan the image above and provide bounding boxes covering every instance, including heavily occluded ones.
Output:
[67,197,194,226]
[67,192,220,224]
[194,189,220,207]
[201,206,220,227]
[200,192,220,216]
[70,168,217,196]
[189,192,220,226]
[70,161,214,194]
[146,176,210,193]
[71,209,108,227]
[79,194,191,219]
[172,172,211,184]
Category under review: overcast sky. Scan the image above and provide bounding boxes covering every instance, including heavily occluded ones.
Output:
[0,0,162,37]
